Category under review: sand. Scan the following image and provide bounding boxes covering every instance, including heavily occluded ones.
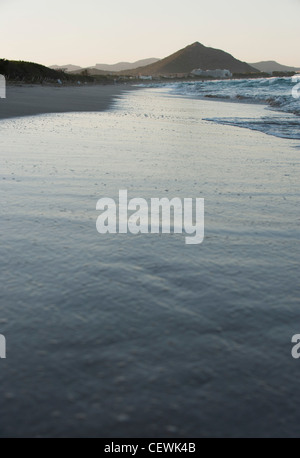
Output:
[1,87,299,437]
[0,84,133,120]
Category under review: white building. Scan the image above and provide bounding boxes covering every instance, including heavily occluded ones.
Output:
[139,75,153,81]
[191,69,232,78]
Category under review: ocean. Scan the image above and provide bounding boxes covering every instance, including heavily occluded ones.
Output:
[0,83,300,437]
[142,76,300,139]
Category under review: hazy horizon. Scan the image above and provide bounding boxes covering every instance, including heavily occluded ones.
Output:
[0,0,299,68]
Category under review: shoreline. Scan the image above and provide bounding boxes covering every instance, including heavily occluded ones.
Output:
[0,84,136,121]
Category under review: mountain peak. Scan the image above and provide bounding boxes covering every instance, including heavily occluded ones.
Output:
[188,42,205,48]
[125,42,257,76]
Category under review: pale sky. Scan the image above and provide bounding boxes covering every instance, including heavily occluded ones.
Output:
[1,0,299,67]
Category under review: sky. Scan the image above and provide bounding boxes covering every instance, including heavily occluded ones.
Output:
[0,0,299,67]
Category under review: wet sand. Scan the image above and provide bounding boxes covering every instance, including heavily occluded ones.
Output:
[1,88,300,437]
[0,84,133,120]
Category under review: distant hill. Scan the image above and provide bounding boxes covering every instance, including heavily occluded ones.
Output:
[50,64,83,72]
[250,61,300,73]
[69,68,114,76]
[121,42,257,76]
[51,59,160,74]
[93,58,160,72]
[0,59,93,83]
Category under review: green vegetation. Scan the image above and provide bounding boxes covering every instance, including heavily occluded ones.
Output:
[272,71,296,77]
[233,72,270,79]
[0,59,94,84]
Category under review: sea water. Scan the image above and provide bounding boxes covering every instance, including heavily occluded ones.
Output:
[143,77,300,139]
[0,87,299,437]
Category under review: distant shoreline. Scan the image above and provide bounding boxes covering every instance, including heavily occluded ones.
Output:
[1,74,298,122]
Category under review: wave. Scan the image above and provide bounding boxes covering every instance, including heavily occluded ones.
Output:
[204,115,300,140]
[138,77,300,139]
[169,77,300,117]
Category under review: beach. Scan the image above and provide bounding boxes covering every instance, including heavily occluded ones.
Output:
[0,86,299,437]
[0,84,133,120]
